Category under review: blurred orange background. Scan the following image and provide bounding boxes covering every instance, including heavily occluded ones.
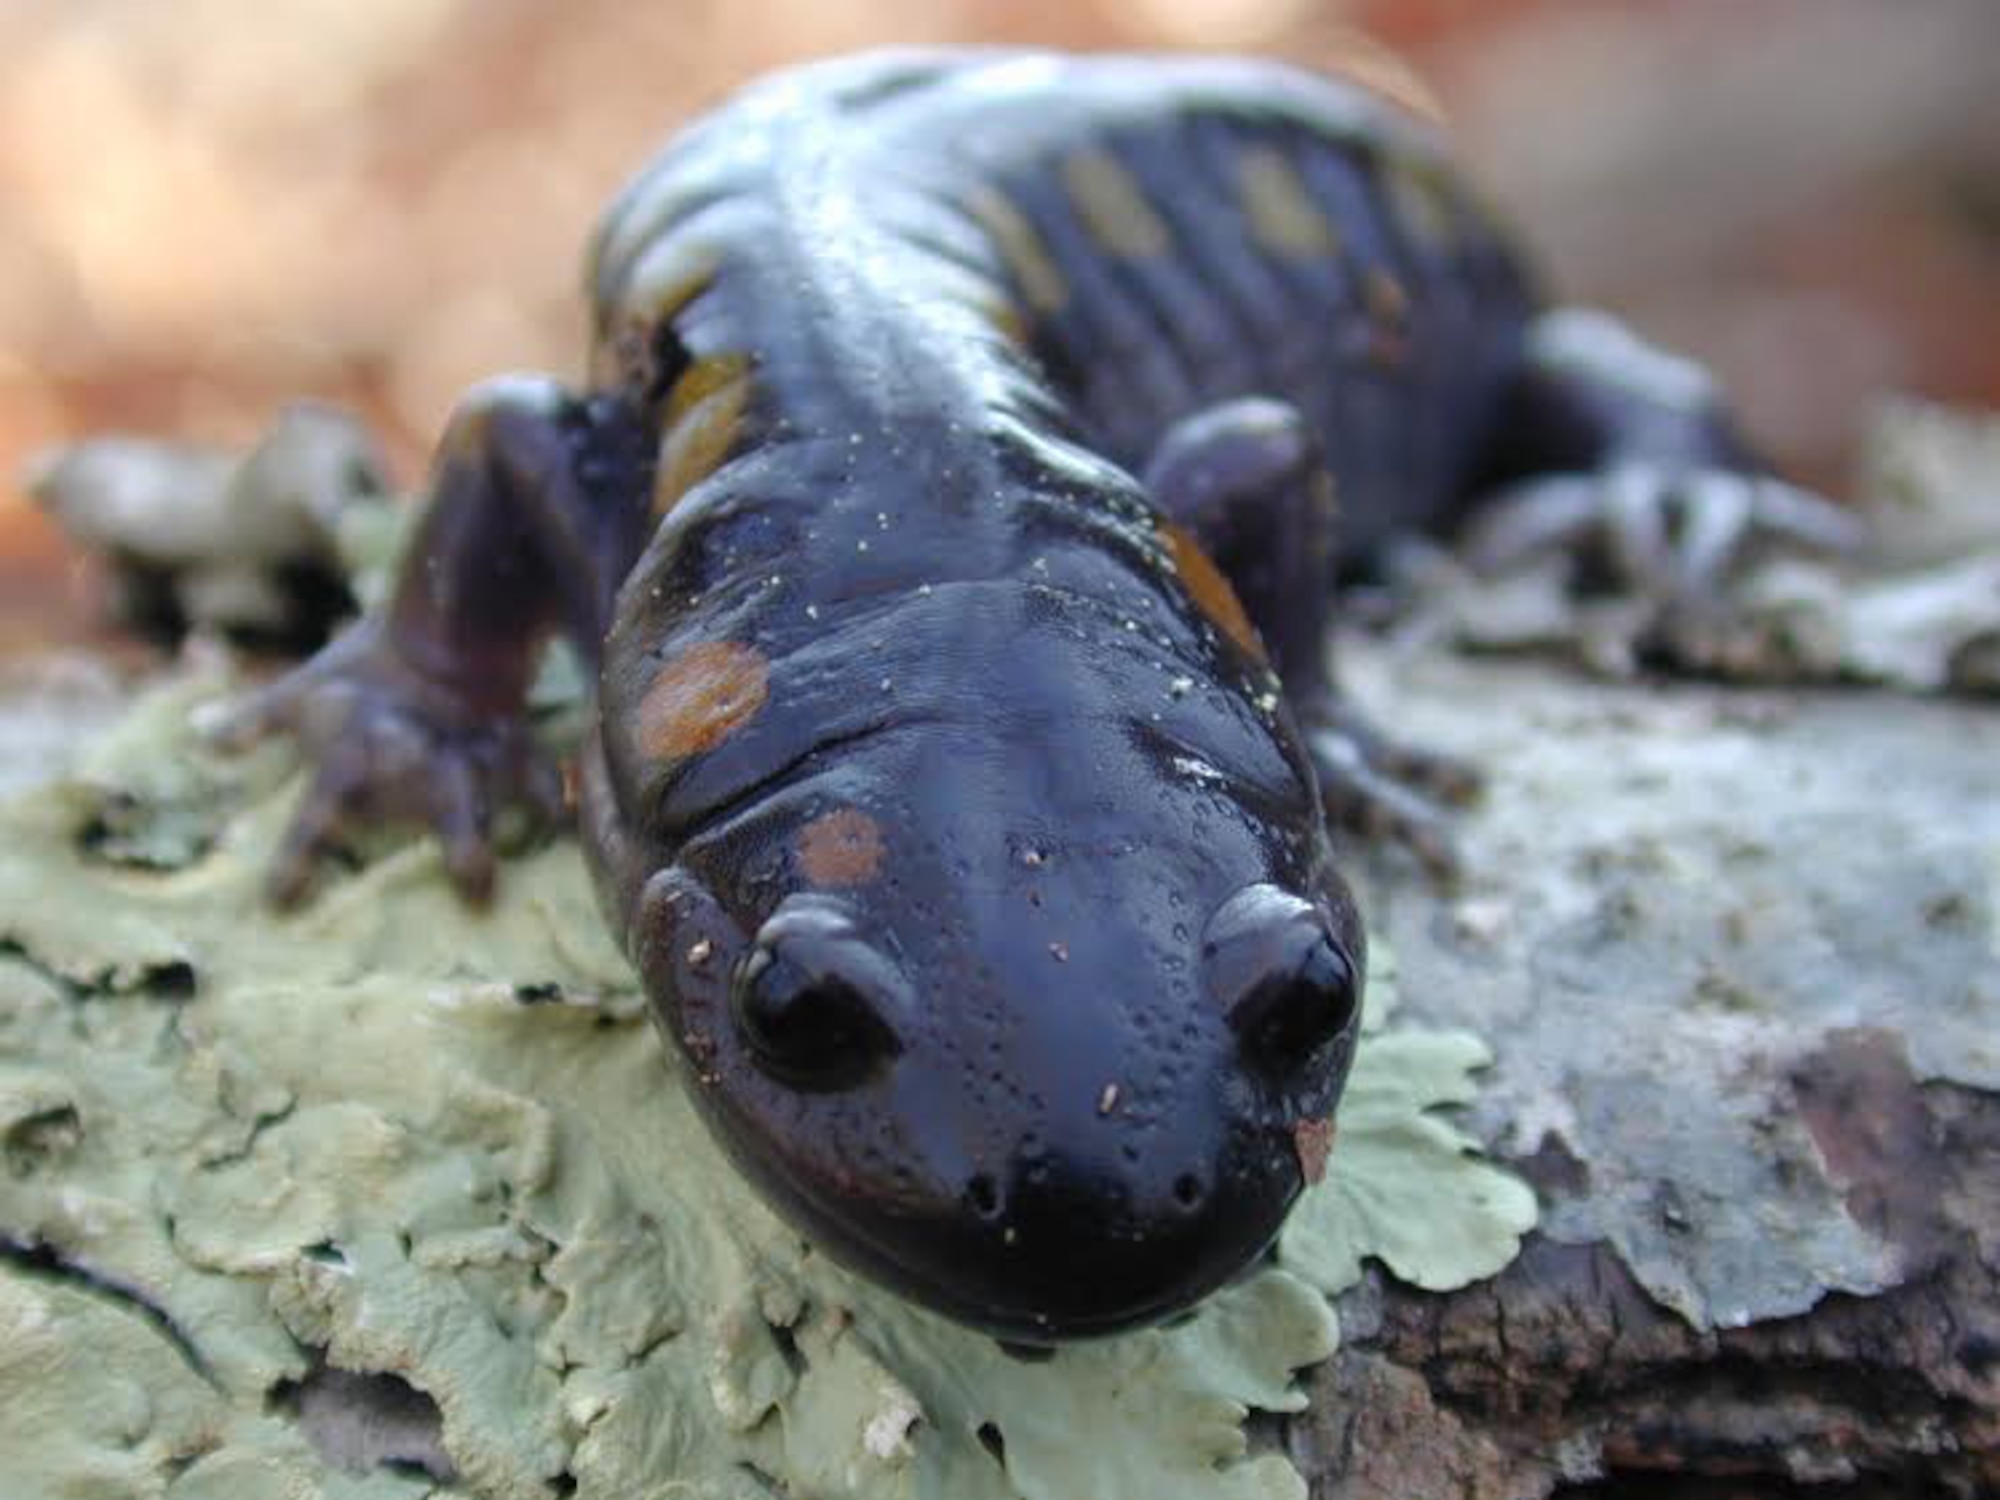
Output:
[3,0,1996,647]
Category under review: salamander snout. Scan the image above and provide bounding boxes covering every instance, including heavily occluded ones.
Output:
[929,1122,1303,1343]
[634,867,1365,1342]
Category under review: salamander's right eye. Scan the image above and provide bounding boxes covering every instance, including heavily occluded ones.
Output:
[732,945,902,1091]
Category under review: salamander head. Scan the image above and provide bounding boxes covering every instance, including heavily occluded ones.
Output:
[625,745,1364,1343]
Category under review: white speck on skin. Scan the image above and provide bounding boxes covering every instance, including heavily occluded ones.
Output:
[1171,755,1227,786]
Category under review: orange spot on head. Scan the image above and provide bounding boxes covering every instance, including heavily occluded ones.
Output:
[1061,147,1171,259]
[1159,519,1265,662]
[1294,1117,1337,1186]
[637,640,769,759]
[796,807,887,888]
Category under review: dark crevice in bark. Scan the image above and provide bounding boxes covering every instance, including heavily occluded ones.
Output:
[0,1230,218,1389]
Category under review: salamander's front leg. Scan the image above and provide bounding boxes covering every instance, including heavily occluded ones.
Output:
[1145,397,1474,872]
[1464,309,1862,603]
[202,374,650,905]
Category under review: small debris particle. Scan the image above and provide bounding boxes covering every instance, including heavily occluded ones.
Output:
[1048,941,1070,963]
[1294,1117,1337,1185]
[1450,897,1509,944]
[1021,848,1046,868]
[862,1394,922,1462]
[686,938,714,968]
[1098,1083,1120,1115]
[1167,675,1194,698]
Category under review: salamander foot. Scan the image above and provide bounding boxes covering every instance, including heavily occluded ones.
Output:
[1461,463,1863,605]
[198,619,566,906]
[1297,695,1478,877]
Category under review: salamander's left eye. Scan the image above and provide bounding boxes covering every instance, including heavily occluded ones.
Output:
[1203,883,1364,1074]
[732,945,902,1091]
[1227,935,1358,1069]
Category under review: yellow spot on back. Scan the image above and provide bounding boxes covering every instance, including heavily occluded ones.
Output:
[1383,156,1459,248]
[628,238,722,322]
[654,352,752,514]
[1159,519,1265,662]
[1062,148,1170,259]
[1237,147,1339,260]
[968,186,1068,315]
[637,640,769,759]
[796,807,887,888]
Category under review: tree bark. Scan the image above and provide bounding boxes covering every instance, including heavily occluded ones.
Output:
[1287,646,2000,1498]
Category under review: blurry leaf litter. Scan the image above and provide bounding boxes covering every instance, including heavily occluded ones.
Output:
[0,605,1533,1498]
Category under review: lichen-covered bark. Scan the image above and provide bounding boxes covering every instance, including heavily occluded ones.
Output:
[1286,647,2000,1497]
[4,398,1996,1496]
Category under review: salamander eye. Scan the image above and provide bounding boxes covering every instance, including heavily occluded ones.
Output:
[1203,882,1364,1075]
[732,945,902,1090]
[1227,935,1358,1070]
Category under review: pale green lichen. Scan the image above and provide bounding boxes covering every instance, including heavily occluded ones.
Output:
[0,665,1534,1499]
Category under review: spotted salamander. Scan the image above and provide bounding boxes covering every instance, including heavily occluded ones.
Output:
[218,47,1853,1342]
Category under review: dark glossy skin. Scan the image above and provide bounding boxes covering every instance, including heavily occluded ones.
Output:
[219,48,1851,1342]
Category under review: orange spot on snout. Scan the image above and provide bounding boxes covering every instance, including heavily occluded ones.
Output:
[637,640,769,759]
[796,807,887,888]
[1159,519,1266,662]
[1294,1117,1337,1186]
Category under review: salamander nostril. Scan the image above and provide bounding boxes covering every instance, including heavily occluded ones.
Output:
[1172,1172,1205,1211]
[966,1173,1003,1220]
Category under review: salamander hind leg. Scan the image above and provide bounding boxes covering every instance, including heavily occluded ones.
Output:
[1145,397,1475,874]
[201,374,650,906]
[1463,308,1862,606]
